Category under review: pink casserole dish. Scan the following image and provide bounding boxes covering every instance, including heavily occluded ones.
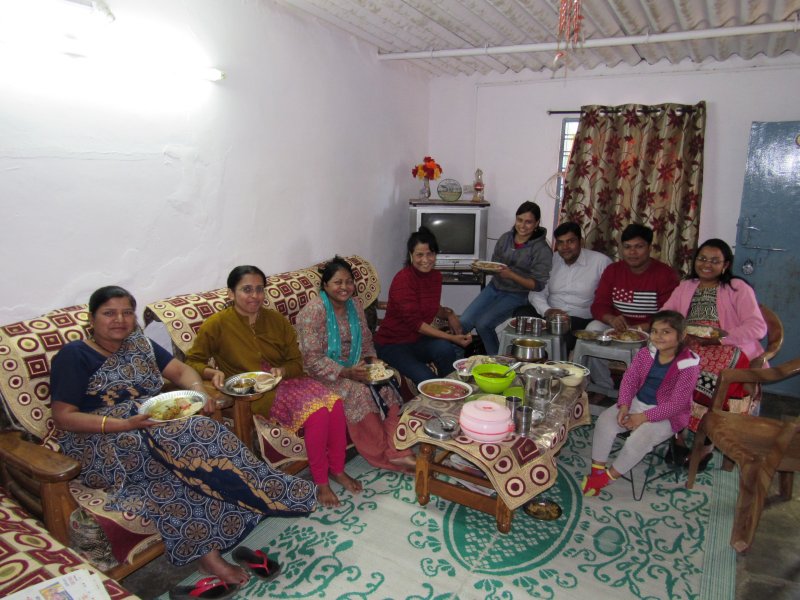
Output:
[459,399,514,443]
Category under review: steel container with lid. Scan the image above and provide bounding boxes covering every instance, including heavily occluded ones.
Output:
[547,314,571,336]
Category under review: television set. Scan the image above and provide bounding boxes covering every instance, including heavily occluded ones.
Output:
[409,204,489,270]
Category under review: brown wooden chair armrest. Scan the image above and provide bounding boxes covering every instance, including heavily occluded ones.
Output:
[710,358,800,412]
[0,431,80,482]
[0,431,81,546]
[749,304,784,369]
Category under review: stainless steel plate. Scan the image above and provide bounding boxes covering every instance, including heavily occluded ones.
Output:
[423,416,460,440]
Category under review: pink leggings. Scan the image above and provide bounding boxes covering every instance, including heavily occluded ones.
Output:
[304,400,347,485]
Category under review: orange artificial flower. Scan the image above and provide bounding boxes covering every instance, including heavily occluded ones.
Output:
[411,156,442,180]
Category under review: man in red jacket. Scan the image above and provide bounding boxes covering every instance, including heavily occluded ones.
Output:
[586,223,680,392]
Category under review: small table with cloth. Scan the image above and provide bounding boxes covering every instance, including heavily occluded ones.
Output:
[394,382,589,533]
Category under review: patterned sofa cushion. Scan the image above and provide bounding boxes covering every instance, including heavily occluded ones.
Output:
[0,486,139,599]
[143,255,381,356]
[0,305,89,442]
[0,307,160,570]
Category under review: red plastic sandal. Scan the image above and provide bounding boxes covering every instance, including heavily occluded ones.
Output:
[169,576,240,600]
[232,546,282,581]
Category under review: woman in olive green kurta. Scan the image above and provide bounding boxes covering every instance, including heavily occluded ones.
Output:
[185,302,304,415]
[185,266,362,508]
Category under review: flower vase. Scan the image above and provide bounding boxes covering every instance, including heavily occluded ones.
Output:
[419,178,431,200]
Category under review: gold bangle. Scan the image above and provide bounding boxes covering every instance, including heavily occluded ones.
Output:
[101,415,108,435]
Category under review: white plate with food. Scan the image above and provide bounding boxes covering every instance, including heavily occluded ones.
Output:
[418,378,473,402]
[686,324,727,339]
[224,371,281,396]
[366,363,395,384]
[604,329,649,343]
[472,260,506,273]
[139,391,205,422]
[453,355,500,373]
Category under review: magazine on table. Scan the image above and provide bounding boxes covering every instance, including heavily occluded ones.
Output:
[5,568,111,600]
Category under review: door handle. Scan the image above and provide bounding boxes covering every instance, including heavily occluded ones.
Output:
[740,246,787,252]
[738,217,780,248]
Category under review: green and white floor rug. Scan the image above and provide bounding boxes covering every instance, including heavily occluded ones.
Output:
[162,423,737,600]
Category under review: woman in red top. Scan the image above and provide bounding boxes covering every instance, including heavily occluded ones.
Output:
[375,227,473,385]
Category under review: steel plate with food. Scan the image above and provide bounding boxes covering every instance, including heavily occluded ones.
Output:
[224,371,281,396]
[472,260,506,272]
[686,324,727,339]
[523,498,563,521]
[605,329,649,343]
[418,378,472,401]
[139,391,205,422]
[366,363,394,383]
[573,330,599,340]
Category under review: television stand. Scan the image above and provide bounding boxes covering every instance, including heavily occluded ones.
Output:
[438,269,486,288]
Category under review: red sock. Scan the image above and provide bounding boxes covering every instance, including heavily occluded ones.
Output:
[582,468,617,496]
[590,462,606,476]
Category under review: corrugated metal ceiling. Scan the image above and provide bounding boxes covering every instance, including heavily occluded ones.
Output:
[278,0,800,76]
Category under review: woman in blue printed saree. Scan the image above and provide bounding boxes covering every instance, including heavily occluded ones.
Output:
[50,286,316,592]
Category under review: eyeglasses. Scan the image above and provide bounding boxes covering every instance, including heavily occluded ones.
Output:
[695,256,723,265]
[238,285,265,295]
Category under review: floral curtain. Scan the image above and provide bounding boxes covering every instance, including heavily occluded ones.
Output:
[559,102,706,276]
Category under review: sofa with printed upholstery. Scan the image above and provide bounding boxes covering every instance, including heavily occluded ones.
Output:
[0,484,139,599]
[0,305,165,581]
[142,255,381,472]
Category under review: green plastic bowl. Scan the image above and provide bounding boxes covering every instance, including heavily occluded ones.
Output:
[472,363,515,394]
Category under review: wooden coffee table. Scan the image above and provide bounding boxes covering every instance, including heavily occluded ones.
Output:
[394,383,589,533]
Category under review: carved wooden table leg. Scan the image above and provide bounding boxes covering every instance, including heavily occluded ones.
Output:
[417,443,434,506]
[495,498,512,534]
[233,398,255,451]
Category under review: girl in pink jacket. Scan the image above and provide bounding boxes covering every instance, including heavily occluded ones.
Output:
[583,310,700,495]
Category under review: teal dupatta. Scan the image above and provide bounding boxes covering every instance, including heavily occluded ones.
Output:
[321,292,362,367]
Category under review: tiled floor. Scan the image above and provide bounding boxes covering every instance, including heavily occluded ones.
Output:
[122,392,800,600]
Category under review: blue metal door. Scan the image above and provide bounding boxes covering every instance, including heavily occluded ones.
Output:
[734,121,800,397]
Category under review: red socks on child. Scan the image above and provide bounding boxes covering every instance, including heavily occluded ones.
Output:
[581,463,618,496]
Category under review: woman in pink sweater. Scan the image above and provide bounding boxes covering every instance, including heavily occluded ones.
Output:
[662,239,766,432]
[583,310,700,495]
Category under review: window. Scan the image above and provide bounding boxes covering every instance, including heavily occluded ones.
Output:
[553,117,579,231]
[556,118,580,201]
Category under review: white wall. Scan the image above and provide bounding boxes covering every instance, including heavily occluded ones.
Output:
[429,56,800,250]
[2,1,799,324]
[0,0,429,322]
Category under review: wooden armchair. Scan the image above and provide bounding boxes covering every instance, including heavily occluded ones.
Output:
[0,306,164,580]
[686,357,800,552]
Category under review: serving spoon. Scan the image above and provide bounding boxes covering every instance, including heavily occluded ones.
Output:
[498,361,523,377]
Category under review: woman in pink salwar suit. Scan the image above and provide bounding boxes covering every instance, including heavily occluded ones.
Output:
[295,257,416,473]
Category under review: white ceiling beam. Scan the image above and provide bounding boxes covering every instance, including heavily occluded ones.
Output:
[377,20,800,61]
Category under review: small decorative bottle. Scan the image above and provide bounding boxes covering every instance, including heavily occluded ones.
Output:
[472,168,485,202]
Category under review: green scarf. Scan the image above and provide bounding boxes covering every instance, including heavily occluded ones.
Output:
[321,293,362,367]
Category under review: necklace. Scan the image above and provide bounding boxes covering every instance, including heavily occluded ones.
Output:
[90,336,119,356]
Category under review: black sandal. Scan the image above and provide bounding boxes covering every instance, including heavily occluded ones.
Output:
[666,436,690,466]
[232,547,281,581]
